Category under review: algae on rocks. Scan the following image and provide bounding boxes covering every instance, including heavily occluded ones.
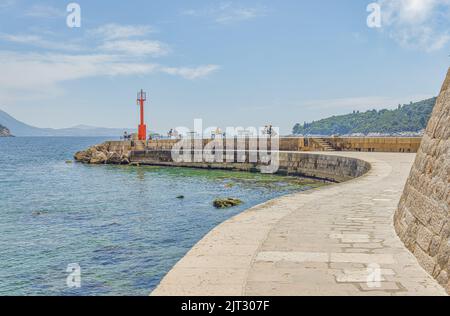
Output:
[213,198,243,209]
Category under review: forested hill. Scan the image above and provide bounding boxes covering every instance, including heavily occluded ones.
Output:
[292,97,436,136]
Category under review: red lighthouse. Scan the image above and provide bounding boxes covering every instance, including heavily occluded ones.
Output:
[137,89,147,141]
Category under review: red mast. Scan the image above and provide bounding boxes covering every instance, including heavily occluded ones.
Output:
[137,89,147,141]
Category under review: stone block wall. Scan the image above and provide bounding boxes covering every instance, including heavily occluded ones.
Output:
[141,137,422,153]
[131,149,371,183]
[328,137,422,153]
[278,152,370,182]
[394,69,450,293]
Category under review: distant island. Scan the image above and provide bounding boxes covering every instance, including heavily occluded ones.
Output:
[0,124,12,137]
[293,97,436,136]
[0,109,136,137]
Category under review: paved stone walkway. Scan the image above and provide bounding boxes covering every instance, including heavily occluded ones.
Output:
[151,153,447,296]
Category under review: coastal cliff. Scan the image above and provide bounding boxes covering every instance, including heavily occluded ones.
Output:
[0,124,12,137]
[394,69,450,293]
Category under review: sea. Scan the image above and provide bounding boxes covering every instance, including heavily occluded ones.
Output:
[0,137,324,296]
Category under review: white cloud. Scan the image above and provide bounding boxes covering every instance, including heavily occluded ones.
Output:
[182,2,267,24]
[0,51,219,103]
[90,23,169,57]
[99,39,169,57]
[25,4,65,18]
[0,51,152,89]
[90,24,154,40]
[0,22,220,104]
[378,0,450,51]
[0,33,83,51]
[161,65,220,79]
[216,6,266,24]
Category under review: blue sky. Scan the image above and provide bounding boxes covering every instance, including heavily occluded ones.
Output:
[0,0,449,134]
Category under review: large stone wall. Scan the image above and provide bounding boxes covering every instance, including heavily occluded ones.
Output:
[130,150,371,183]
[328,137,421,153]
[394,69,450,293]
[144,137,422,153]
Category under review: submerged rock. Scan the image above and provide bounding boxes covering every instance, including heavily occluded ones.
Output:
[213,198,243,209]
[32,210,49,216]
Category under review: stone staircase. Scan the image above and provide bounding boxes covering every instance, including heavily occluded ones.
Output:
[314,138,336,151]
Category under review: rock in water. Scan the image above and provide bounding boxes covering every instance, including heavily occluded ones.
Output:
[74,141,132,165]
[213,198,243,209]
[74,150,89,162]
[0,125,12,137]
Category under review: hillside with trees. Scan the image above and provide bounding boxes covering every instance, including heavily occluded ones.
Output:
[292,97,436,136]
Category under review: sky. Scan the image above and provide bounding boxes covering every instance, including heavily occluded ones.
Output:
[0,0,449,134]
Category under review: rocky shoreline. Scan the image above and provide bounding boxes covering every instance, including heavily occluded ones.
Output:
[74,142,131,165]
[0,125,12,137]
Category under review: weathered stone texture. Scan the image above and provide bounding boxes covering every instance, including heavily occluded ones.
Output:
[130,149,371,183]
[74,141,132,165]
[394,68,450,293]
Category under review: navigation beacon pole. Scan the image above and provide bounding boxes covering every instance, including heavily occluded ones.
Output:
[137,89,147,141]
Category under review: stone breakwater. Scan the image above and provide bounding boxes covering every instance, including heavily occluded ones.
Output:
[75,143,371,184]
[394,68,450,293]
[73,134,449,295]
[74,141,132,165]
[130,150,371,183]
[74,136,424,166]
[151,152,447,296]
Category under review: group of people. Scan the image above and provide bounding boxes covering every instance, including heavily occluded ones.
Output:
[122,131,132,140]
[263,125,276,137]
[122,125,276,141]
[121,131,157,141]
[167,129,181,139]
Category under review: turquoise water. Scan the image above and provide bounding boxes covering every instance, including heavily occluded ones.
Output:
[0,137,323,296]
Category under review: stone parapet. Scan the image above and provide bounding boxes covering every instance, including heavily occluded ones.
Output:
[130,150,371,183]
[141,137,422,153]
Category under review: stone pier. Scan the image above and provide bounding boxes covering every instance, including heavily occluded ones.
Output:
[151,152,447,296]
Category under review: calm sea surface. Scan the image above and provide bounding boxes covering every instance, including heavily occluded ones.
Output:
[0,137,324,296]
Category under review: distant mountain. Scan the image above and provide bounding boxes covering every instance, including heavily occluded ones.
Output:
[0,124,12,137]
[0,109,136,137]
[293,97,436,136]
